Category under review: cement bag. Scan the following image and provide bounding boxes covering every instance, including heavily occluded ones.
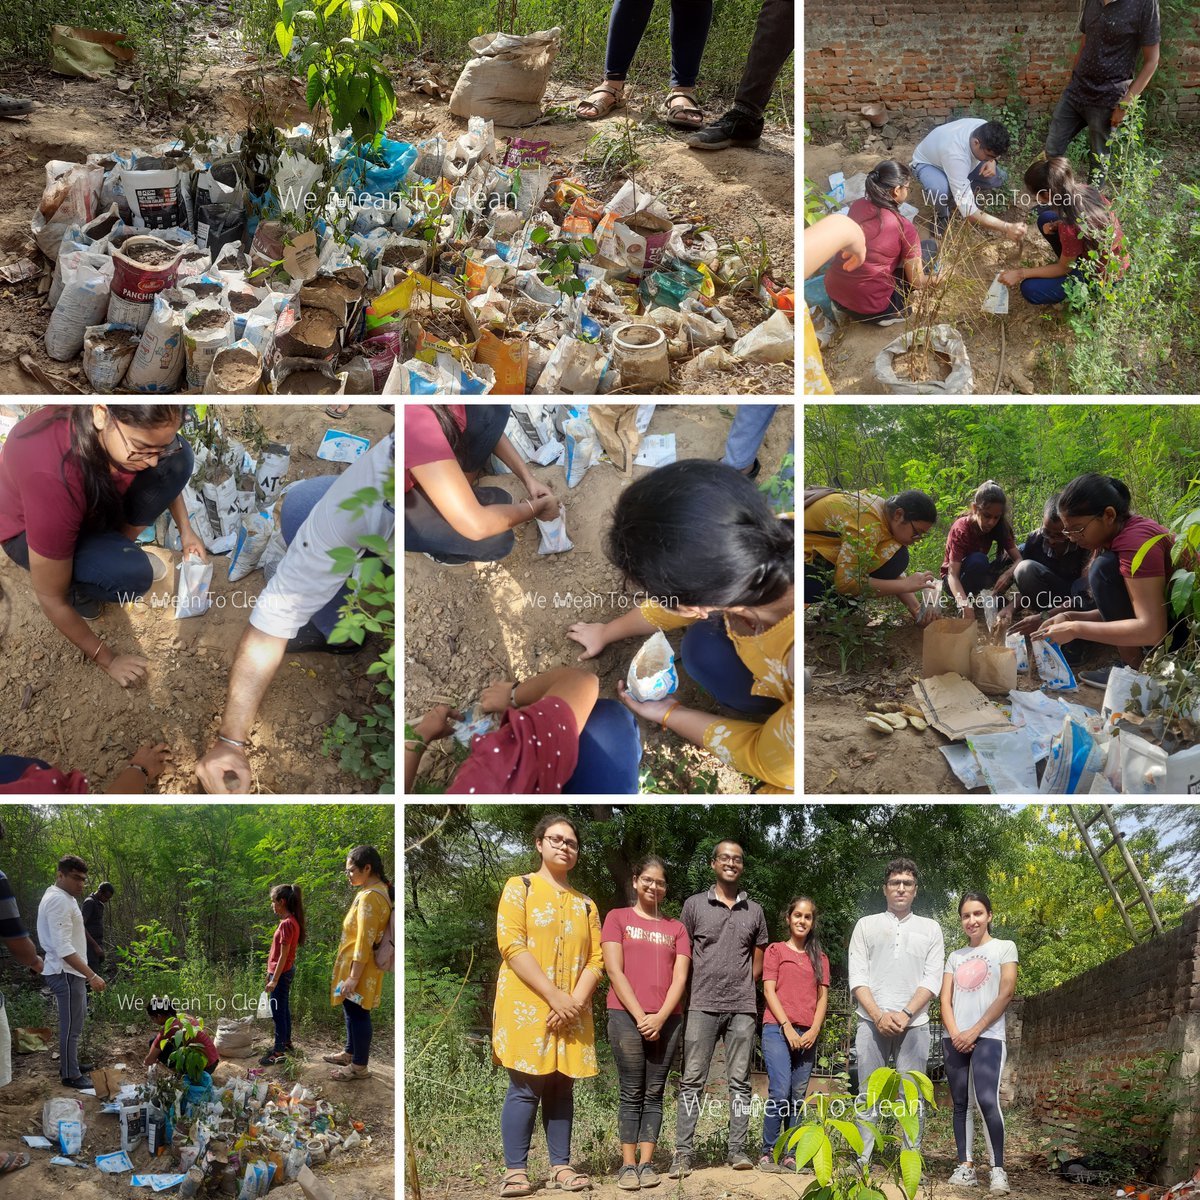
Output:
[449,27,562,127]
[183,303,234,388]
[82,322,139,392]
[32,160,104,259]
[122,160,183,229]
[922,614,977,679]
[201,470,239,540]
[49,203,121,305]
[533,333,607,396]
[562,414,602,488]
[536,503,573,555]
[175,550,213,619]
[590,403,641,475]
[228,512,274,582]
[732,308,794,364]
[43,1097,85,1140]
[256,443,291,505]
[970,644,1018,696]
[125,290,188,392]
[874,322,973,395]
[1005,630,1030,674]
[108,235,185,331]
[44,251,114,360]
[627,629,679,702]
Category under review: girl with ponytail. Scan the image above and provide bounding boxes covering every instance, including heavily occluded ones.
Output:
[261,883,306,1065]
[999,157,1130,304]
[566,459,795,792]
[824,159,941,321]
[943,481,1023,608]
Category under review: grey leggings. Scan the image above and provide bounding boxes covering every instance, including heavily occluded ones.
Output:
[44,971,88,1079]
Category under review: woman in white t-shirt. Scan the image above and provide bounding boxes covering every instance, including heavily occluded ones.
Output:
[940,891,1018,1196]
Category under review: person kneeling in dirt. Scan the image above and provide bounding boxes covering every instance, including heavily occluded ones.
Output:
[911,118,1025,242]
[0,404,206,688]
[997,158,1129,305]
[804,488,939,626]
[144,997,220,1076]
[0,743,173,795]
[569,461,794,793]
[942,481,1023,611]
[405,666,642,794]
[194,432,394,795]
[405,404,559,565]
[1000,492,1091,619]
[823,161,941,324]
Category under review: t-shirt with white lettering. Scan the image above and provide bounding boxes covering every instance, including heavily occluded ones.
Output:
[944,938,1019,1040]
[601,907,690,1016]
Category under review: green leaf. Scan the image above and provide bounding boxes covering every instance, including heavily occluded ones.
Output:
[896,1111,920,1144]
[786,1125,825,1167]
[1130,532,1167,576]
[899,1148,922,1199]
[905,1069,935,1107]
[581,236,598,255]
[827,1118,864,1156]
[812,1134,833,1186]
[530,225,550,244]
[274,20,295,58]
[323,0,345,16]
[866,1066,898,1109]
[305,66,326,111]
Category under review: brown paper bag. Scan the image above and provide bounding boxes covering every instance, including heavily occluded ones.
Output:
[589,404,642,475]
[922,614,978,679]
[970,645,1018,695]
[90,1066,125,1098]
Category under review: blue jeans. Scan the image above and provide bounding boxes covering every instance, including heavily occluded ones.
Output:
[342,997,372,1067]
[1,441,193,602]
[805,544,908,605]
[721,405,777,470]
[957,550,1010,596]
[1020,208,1088,305]
[761,1022,816,1158]
[605,0,714,87]
[563,699,642,794]
[681,616,782,716]
[501,1069,575,1170]
[270,967,294,1050]
[912,159,1008,227]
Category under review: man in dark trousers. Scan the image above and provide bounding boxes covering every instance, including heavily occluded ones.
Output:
[1045,0,1161,179]
[80,881,114,974]
[670,839,769,1178]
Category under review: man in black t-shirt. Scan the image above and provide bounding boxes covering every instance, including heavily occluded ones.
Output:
[80,882,114,973]
[1045,0,1161,180]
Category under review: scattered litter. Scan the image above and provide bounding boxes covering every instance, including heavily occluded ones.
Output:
[634,433,676,467]
[911,672,1015,741]
[50,1155,86,1168]
[1031,637,1077,690]
[981,274,1010,315]
[131,1176,188,1191]
[939,743,985,790]
[316,428,372,463]
[97,1149,135,1173]
[451,701,500,745]
[22,1134,53,1149]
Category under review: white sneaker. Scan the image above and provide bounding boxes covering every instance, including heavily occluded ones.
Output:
[989,1167,1010,1194]
[949,1163,978,1186]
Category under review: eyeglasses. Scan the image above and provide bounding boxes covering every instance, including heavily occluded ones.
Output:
[715,855,744,865]
[904,519,930,543]
[542,834,579,852]
[887,879,917,889]
[111,419,183,465]
[1062,515,1100,540]
[344,866,360,876]
[638,877,666,889]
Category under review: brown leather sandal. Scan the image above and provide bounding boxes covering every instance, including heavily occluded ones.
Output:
[663,89,704,129]
[499,1172,533,1197]
[577,82,625,120]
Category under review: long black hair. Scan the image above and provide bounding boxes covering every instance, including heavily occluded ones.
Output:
[271,883,307,946]
[781,896,827,987]
[884,490,937,524]
[863,160,911,237]
[347,845,394,903]
[16,404,184,535]
[959,889,994,932]
[1057,473,1132,521]
[429,405,469,470]
[605,460,793,609]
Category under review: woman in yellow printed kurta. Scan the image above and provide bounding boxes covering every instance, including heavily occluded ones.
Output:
[326,845,392,1082]
[494,814,602,1197]
[566,460,794,792]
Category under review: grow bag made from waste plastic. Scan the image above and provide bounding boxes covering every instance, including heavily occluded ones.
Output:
[874,322,974,395]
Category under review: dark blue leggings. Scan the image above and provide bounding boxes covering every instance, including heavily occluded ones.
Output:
[804,545,909,605]
[605,0,714,87]
[1,441,193,602]
[270,967,294,1051]
[0,755,50,783]
[563,698,642,794]
[681,614,783,717]
[943,1036,1007,1168]
[501,1068,575,1170]
[1089,549,1187,653]
[342,997,372,1067]
[1020,208,1088,305]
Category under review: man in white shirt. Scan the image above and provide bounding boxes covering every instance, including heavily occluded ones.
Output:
[847,857,945,1163]
[194,431,395,794]
[911,118,1026,242]
[36,855,107,1089]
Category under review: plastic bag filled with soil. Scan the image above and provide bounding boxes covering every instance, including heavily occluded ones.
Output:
[45,250,113,360]
[382,352,494,395]
[32,160,104,259]
[82,322,139,393]
[532,334,608,397]
[201,465,239,542]
[124,288,190,393]
[228,512,274,582]
[536,503,573,555]
[175,550,213,619]
[561,413,602,488]
[208,341,264,395]
[197,202,246,257]
[256,442,291,504]
[108,235,186,332]
[183,303,234,388]
[627,629,679,702]
[732,308,794,363]
[875,323,974,395]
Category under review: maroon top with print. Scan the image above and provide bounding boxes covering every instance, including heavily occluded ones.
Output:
[601,908,691,1015]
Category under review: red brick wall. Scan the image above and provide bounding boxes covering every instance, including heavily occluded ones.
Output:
[804,0,1200,123]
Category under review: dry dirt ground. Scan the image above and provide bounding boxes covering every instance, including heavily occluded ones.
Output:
[404,403,795,796]
[0,50,794,396]
[0,1015,395,1197]
[806,142,1072,397]
[804,614,1113,796]
[0,402,394,795]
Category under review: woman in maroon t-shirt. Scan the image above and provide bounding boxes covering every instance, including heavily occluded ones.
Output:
[600,856,691,1191]
[261,883,306,1065]
[942,480,1023,608]
[1028,473,1179,686]
[0,404,202,689]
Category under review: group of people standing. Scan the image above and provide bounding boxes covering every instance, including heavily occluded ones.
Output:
[805,473,1179,688]
[490,817,1018,1195]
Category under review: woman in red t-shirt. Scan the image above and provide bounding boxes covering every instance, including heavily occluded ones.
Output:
[942,480,1023,608]
[261,884,306,1065]
[760,897,829,1172]
[600,856,691,1191]
[823,161,940,322]
[1028,474,1179,687]
[0,404,203,689]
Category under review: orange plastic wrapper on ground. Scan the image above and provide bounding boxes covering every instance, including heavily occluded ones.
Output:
[474,329,528,394]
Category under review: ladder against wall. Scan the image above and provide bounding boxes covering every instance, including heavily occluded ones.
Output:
[1068,804,1165,943]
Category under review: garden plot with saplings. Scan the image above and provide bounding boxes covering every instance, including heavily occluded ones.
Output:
[0,6,794,396]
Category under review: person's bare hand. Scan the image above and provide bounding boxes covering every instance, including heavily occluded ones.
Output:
[1008,612,1044,638]
[531,493,560,521]
[998,268,1023,287]
[902,572,936,594]
[783,1024,804,1052]
[480,681,515,715]
[105,653,149,688]
[1110,104,1126,127]
[798,1027,819,1051]
[195,741,252,794]
[1005,221,1026,244]
[525,478,555,505]
[132,743,172,781]
[979,159,997,179]
[415,704,461,740]
[89,974,107,992]
[567,622,608,661]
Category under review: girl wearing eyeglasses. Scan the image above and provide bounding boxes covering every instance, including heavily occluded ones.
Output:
[0,404,206,688]
[1028,473,1179,689]
[494,814,602,1196]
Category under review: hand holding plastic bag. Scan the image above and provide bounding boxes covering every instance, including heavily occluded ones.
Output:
[175,550,213,620]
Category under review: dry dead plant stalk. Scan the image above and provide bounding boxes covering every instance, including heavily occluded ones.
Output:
[901,217,978,380]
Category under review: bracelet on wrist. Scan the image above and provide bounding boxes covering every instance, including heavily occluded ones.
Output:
[217,733,246,749]
[129,763,149,781]
[91,639,106,662]
[661,701,680,730]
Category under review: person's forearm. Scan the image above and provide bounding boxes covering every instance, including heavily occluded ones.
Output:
[660,705,713,748]
[658,970,689,1020]
[601,606,657,645]
[905,986,935,1016]
[968,211,1008,235]
[853,985,884,1022]
[403,744,424,793]
[39,595,112,666]
[971,986,1015,1035]
[5,935,41,970]
[513,667,588,708]
[868,576,917,597]
[571,966,601,1005]
[1127,50,1159,97]
[62,951,95,977]
[605,967,646,1021]
[811,989,829,1037]
[763,983,791,1028]
[168,492,191,536]
[1020,260,1072,281]
[106,765,148,794]
[85,931,102,951]
[219,626,289,742]
[470,500,540,538]
[1071,615,1165,647]
[948,566,969,604]
[507,949,562,1004]
[492,434,537,491]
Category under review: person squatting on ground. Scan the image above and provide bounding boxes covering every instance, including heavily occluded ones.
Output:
[670,840,769,1178]
[998,158,1129,305]
[911,118,1025,241]
[143,996,220,1076]
[404,405,558,566]
[260,883,306,1066]
[942,481,1022,609]
[37,854,107,1089]
[567,460,794,793]
[823,161,940,323]
[759,897,829,1173]
[601,856,691,1191]
[941,891,1018,1196]
[493,816,601,1197]
[804,488,939,625]
[803,213,867,395]
[1045,0,1160,180]
[848,857,945,1164]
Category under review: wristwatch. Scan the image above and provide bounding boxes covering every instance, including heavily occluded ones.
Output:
[901,1006,914,1019]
